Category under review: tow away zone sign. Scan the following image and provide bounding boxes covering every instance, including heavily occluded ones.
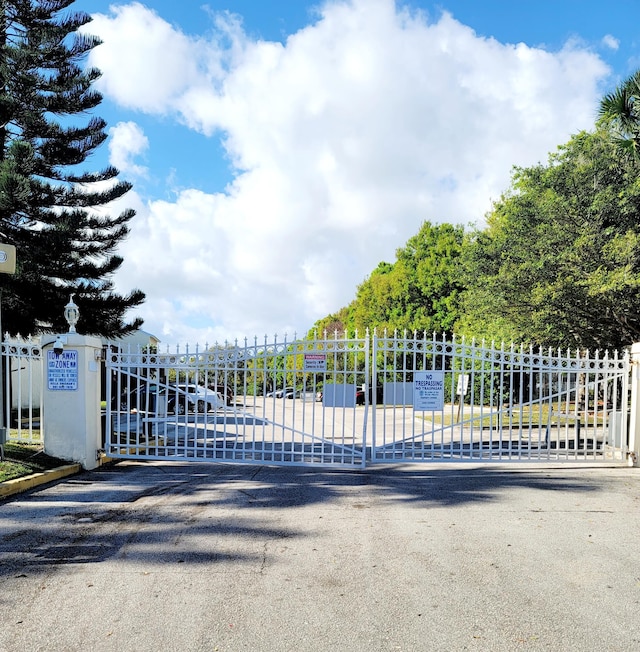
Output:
[47,350,78,391]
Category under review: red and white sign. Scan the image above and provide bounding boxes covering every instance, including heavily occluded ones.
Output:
[304,353,326,372]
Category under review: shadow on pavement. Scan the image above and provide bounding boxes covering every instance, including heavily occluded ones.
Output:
[0,460,607,579]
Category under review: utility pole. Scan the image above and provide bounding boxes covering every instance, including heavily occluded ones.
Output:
[0,243,16,456]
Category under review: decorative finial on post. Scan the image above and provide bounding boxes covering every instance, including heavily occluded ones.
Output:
[64,294,79,334]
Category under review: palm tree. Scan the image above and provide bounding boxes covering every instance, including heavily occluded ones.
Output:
[599,69,640,161]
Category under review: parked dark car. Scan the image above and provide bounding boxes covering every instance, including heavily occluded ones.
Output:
[208,384,234,405]
[118,382,161,413]
[356,384,384,406]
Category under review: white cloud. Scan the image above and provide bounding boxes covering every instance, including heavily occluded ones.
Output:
[602,34,620,51]
[84,1,611,345]
[86,3,203,113]
[108,121,149,177]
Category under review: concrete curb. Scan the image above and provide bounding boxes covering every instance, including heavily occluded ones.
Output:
[0,463,82,499]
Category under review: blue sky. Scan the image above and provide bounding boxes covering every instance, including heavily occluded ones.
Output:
[68,0,640,345]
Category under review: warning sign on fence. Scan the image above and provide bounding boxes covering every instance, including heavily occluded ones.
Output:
[304,353,326,372]
[413,370,444,411]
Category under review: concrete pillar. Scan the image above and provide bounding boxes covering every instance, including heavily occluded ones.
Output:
[628,343,640,467]
[42,333,103,470]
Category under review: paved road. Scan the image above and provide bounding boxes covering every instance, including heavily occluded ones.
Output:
[1,461,639,651]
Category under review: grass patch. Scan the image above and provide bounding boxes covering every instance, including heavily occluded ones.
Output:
[419,402,607,428]
[0,442,68,482]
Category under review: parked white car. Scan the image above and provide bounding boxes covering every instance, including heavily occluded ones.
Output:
[266,388,294,398]
[170,384,225,414]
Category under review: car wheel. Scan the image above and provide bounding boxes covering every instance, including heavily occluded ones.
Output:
[197,400,207,413]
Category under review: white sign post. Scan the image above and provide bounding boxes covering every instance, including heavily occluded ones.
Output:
[0,243,16,453]
[456,374,470,422]
[456,374,470,396]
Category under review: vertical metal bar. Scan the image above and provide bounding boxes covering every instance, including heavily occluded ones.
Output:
[590,350,599,460]
[497,341,505,459]
[486,340,496,460]
[458,337,468,459]
[476,340,486,461]
[525,344,533,460]
[627,345,639,465]
[432,332,438,459]
[105,349,112,455]
[13,345,20,441]
[399,331,407,459]
[319,331,328,462]
[468,339,476,460]
[3,341,9,444]
[533,347,541,460]
[515,343,524,460]
[620,349,629,461]
[362,330,371,467]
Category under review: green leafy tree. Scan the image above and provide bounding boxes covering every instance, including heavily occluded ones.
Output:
[307,305,351,338]
[0,0,144,337]
[461,127,640,350]
[348,222,465,334]
[309,221,466,337]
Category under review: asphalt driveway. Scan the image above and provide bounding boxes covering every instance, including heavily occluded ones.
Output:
[1,461,639,651]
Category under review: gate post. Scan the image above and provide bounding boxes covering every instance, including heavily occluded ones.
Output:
[628,343,640,466]
[42,333,103,470]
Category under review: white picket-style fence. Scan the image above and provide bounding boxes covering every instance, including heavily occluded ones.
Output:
[2,337,43,445]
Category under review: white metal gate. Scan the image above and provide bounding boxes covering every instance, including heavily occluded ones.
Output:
[371,333,630,463]
[105,333,369,468]
[104,332,631,468]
